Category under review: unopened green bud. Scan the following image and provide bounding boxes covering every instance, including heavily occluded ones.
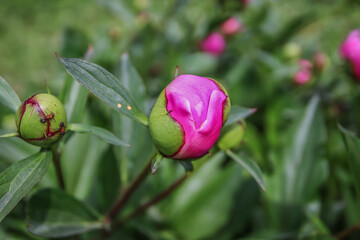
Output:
[15,93,67,147]
[217,120,246,150]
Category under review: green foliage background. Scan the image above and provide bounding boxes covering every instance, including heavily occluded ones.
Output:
[1,0,360,239]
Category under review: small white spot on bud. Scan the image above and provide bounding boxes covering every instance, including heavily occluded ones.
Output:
[127,105,132,110]
[117,103,122,108]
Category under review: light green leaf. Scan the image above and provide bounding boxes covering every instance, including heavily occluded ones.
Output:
[67,123,130,147]
[0,151,52,222]
[0,76,21,112]
[27,188,103,238]
[0,132,18,139]
[225,106,257,126]
[57,55,148,125]
[151,154,163,175]
[226,150,265,192]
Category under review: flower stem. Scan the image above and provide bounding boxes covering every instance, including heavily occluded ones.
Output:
[112,174,188,228]
[106,152,155,221]
[51,147,66,190]
[334,222,360,240]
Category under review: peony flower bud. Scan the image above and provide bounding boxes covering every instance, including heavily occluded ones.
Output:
[220,17,245,36]
[217,120,246,150]
[283,42,302,60]
[15,93,67,147]
[313,52,328,72]
[149,74,230,160]
[298,59,313,70]
[340,30,360,80]
[293,69,311,85]
[200,32,226,56]
[241,0,251,7]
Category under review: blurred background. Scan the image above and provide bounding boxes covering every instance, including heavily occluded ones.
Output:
[1,0,360,239]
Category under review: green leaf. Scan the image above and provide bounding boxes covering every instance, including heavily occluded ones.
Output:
[113,53,152,185]
[225,106,257,126]
[27,188,103,238]
[67,123,130,147]
[151,154,163,175]
[168,152,242,240]
[0,151,52,222]
[225,150,265,192]
[339,124,360,204]
[179,161,194,172]
[62,46,94,124]
[115,52,147,111]
[57,55,148,125]
[283,95,326,202]
[0,132,18,139]
[0,76,21,112]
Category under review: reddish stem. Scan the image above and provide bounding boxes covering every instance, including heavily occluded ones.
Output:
[106,155,154,221]
[113,174,188,227]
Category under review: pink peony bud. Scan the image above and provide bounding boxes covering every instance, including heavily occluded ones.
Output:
[149,74,231,160]
[340,30,360,81]
[298,59,313,70]
[313,52,328,71]
[340,30,360,61]
[241,0,251,6]
[200,32,226,56]
[220,17,245,36]
[352,56,360,80]
[293,69,312,85]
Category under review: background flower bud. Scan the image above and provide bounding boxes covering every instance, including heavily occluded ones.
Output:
[313,52,328,71]
[220,17,244,36]
[15,93,67,147]
[217,120,246,150]
[149,74,230,160]
[339,29,360,81]
[293,69,311,85]
[283,42,302,60]
[200,32,226,56]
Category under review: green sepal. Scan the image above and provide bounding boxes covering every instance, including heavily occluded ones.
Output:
[218,120,246,150]
[149,90,184,156]
[208,78,231,124]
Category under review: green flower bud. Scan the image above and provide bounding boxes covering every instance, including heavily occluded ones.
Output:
[217,120,246,150]
[15,93,67,147]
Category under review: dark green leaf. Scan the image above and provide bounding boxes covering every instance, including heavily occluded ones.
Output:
[0,151,52,222]
[0,76,21,112]
[57,55,148,125]
[115,52,147,111]
[226,150,265,192]
[113,53,153,185]
[27,188,103,238]
[179,161,194,172]
[339,124,360,204]
[62,46,94,124]
[68,123,130,147]
[225,106,257,126]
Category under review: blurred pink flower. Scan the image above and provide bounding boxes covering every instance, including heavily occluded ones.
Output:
[298,59,313,70]
[241,0,251,6]
[340,30,360,61]
[293,69,312,85]
[313,52,327,71]
[200,32,226,56]
[340,30,360,80]
[220,17,245,36]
